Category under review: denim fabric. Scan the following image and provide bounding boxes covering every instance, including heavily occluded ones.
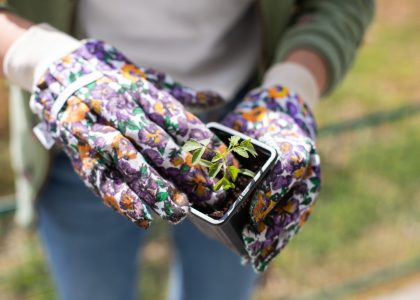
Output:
[37,152,258,300]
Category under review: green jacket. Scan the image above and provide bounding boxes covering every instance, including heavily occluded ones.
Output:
[1,0,374,226]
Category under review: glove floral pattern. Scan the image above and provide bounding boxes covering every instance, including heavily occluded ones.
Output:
[223,85,321,272]
[31,40,227,228]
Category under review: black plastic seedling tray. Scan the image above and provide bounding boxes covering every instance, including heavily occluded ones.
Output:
[188,122,277,256]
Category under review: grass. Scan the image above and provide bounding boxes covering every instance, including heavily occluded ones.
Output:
[1,1,420,299]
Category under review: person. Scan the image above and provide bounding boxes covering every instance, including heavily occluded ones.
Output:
[0,1,375,299]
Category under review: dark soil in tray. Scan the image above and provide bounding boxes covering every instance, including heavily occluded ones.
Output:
[207,174,251,219]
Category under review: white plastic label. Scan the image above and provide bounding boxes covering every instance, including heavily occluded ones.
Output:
[33,123,55,150]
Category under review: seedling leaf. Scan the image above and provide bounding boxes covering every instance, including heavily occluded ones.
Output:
[199,159,212,168]
[233,147,249,158]
[240,168,256,178]
[209,163,222,178]
[183,139,203,152]
[223,180,235,191]
[211,153,223,163]
[214,178,225,191]
[228,166,239,181]
[192,147,205,164]
[229,135,241,146]
[240,139,258,157]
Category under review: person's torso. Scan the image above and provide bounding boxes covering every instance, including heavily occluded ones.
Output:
[77,0,260,100]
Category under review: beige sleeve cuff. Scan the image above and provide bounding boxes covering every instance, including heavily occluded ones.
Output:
[3,23,81,91]
[262,62,320,109]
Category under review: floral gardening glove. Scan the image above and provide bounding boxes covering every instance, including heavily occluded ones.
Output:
[222,85,321,272]
[30,39,227,228]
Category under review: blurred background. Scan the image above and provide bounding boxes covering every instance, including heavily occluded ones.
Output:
[1,1,420,299]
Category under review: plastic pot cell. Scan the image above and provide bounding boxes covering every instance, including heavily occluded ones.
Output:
[188,122,277,256]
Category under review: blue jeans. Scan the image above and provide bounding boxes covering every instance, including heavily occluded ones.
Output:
[37,152,258,300]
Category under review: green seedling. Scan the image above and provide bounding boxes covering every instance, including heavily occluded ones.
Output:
[182,136,258,191]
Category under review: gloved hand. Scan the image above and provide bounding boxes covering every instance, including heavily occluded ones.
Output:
[222,85,321,271]
[30,39,227,228]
